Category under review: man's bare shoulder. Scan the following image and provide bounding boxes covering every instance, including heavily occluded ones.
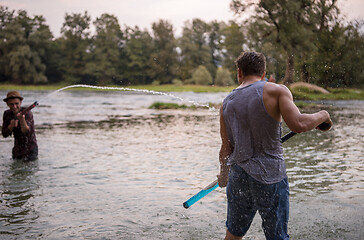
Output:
[264,82,291,95]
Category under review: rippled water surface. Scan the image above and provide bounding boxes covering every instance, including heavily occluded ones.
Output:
[0,89,363,239]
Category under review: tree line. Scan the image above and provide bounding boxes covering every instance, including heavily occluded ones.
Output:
[0,0,363,88]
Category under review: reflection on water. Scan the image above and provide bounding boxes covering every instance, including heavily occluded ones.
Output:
[0,160,39,239]
[284,101,364,200]
[0,90,363,239]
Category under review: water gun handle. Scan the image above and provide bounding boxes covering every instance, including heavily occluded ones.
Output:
[183,180,219,209]
[14,101,39,119]
[317,122,331,130]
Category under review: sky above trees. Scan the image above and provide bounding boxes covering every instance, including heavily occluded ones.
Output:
[3,0,363,38]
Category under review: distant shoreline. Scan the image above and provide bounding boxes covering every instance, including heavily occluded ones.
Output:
[0,84,234,93]
[0,84,363,100]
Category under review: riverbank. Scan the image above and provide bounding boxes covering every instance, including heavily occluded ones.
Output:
[0,83,363,100]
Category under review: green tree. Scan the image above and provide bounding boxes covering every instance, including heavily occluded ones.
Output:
[207,21,226,71]
[296,0,341,84]
[85,13,123,85]
[0,7,52,84]
[149,20,178,84]
[60,11,91,83]
[245,22,286,82]
[178,18,215,81]
[191,65,213,85]
[230,0,339,85]
[43,38,65,84]
[123,26,154,85]
[222,21,245,78]
[215,67,235,86]
[308,20,364,88]
[0,6,16,82]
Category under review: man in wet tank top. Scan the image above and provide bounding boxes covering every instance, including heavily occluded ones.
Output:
[218,52,332,240]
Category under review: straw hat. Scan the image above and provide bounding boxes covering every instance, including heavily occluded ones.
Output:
[3,91,24,102]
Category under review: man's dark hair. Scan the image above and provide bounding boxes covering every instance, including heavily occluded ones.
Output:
[235,52,266,77]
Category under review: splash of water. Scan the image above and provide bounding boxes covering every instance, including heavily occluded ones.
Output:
[39,84,216,111]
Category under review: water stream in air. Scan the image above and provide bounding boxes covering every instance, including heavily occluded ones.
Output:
[37,84,216,111]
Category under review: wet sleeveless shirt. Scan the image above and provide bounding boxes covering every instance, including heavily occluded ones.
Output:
[222,80,286,184]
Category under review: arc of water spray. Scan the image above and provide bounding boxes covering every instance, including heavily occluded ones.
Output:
[38,84,215,111]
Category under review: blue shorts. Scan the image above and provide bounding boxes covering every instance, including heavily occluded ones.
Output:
[226,164,290,240]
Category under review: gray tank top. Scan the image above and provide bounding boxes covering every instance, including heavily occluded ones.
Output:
[222,80,286,184]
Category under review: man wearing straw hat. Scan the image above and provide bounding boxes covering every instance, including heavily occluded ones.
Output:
[2,91,38,161]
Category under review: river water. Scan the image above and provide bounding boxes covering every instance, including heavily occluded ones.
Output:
[0,89,363,239]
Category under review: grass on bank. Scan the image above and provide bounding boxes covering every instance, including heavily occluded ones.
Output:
[149,102,195,110]
[0,83,363,100]
[290,87,364,100]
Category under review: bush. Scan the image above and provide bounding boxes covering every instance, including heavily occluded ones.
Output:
[184,78,194,84]
[215,67,235,86]
[172,78,183,86]
[152,80,160,85]
[192,65,213,85]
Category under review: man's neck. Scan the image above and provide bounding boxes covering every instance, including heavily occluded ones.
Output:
[237,76,262,88]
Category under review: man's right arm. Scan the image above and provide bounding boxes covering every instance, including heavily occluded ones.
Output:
[2,112,15,138]
[278,85,332,133]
